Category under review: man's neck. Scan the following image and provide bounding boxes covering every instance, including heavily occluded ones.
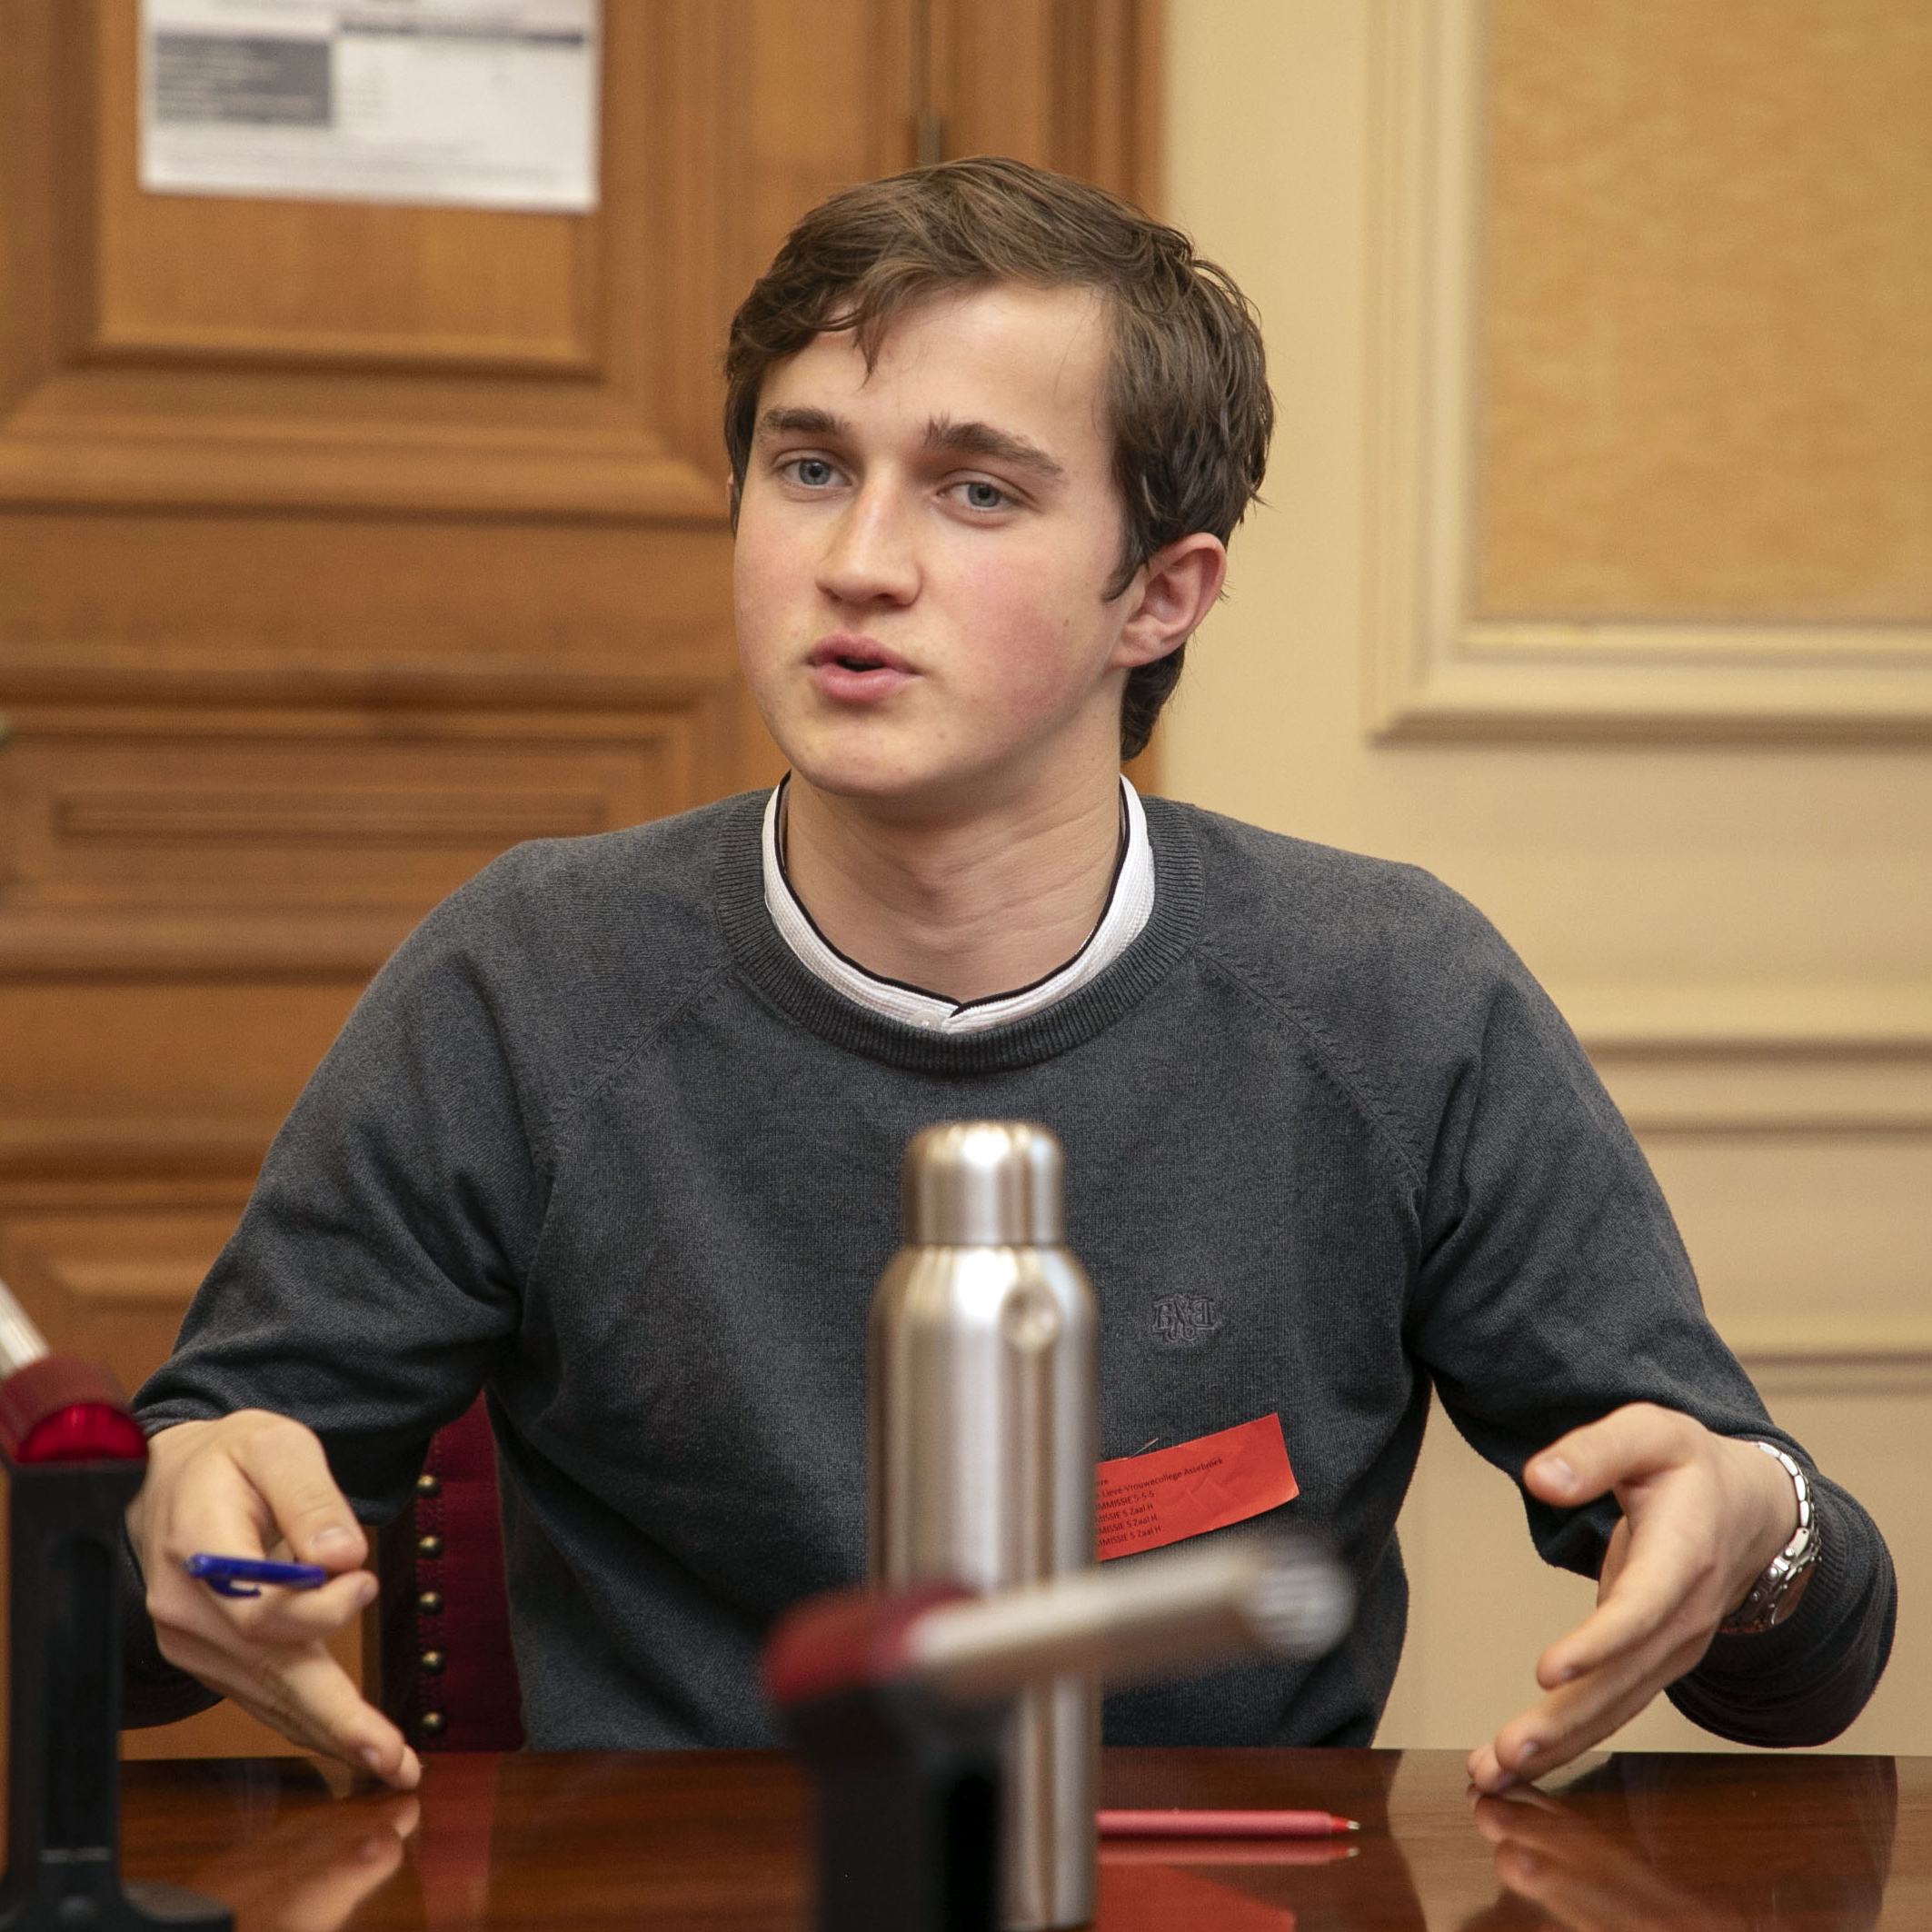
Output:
[781,769,1126,1004]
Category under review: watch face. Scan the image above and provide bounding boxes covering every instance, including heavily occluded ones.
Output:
[1765,1552,1821,1629]
[1727,1534,1821,1635]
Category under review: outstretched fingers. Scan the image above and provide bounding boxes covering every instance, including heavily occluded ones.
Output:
[160,1618,423,1790]
[1533,1511,1716,1690]
[131,1412,418,1788]
[1469,1404,1756,1794]
[1469,1616,1710,1791]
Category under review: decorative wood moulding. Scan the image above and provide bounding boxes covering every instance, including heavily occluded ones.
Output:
[1743,1352,1932,1396]
[41,1253,213,1307]
[1558,981,1932,1132]
[0,3,729,522]
[0,1119,280,1182]
[0,913,420,981]
[53,787,612,846]
[1596,1051,1932,1137]
[0,680,732,975]
[83,322,604,379]
[0,1203,250,1401]
[0,644,736,714]
[0,424,726,524]
[1552,981,1932,1369]
[1559,980,1932,1054]
[1362,0,1932,741]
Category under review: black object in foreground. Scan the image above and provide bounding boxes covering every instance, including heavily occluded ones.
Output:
[763,1534,1352,1932]
[0,1278,231,1932]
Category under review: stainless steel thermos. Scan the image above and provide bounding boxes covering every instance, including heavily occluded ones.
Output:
[869,1121,1098,1931]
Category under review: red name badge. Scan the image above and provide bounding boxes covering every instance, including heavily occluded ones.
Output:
[1095,1413,1299,1561]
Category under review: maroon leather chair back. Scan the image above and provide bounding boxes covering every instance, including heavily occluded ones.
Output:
[378,1393,523,1752]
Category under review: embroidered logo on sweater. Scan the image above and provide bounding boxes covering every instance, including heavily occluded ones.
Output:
[1150,1292,1222,1348]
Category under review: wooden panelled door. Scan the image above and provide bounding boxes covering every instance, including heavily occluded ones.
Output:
[0,0,1160,1757]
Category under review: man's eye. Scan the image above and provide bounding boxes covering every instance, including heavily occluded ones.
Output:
[959,480,1011,512]
[787,458,838,488]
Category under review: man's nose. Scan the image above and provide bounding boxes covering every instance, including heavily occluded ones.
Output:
[818,483,919,607]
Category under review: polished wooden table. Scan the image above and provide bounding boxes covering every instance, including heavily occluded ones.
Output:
[115,1748,1926,1930]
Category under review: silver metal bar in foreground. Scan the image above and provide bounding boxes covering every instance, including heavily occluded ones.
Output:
[0,1274,51,1383]
[871,1120,1097,1932]
[904,1534,1352,1707]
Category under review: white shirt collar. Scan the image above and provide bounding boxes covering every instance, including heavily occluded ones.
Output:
[762,778,1156,1035]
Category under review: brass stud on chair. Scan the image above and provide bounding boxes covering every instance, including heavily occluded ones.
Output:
[416,1533,444,1560]
[416,1589,443,1617]
[415,1471,442,1497]
[419,1710,447,1738]
[420,1649,445,1676]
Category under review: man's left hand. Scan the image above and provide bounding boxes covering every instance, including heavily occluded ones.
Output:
[1466,1403,1801,1793]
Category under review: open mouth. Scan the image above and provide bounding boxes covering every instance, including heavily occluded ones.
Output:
[810,635,912,680]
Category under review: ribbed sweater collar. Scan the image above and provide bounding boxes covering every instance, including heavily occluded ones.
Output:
[712,790,1203,1074]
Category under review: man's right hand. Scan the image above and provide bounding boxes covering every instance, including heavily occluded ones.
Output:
[125,1410,422,1791]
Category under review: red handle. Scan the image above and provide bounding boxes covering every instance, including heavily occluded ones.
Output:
[0,1355,147,1466]
[762,1580,975,1709]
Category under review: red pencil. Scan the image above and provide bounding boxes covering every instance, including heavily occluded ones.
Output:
[1100,1839,1359,1867]
[1098,1808,1359,1838]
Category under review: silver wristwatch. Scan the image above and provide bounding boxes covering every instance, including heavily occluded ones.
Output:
[1718,1440,1821,1636]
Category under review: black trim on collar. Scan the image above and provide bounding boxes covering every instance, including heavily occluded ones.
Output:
[716,790,1203,1074]
[768,774,1136,1013]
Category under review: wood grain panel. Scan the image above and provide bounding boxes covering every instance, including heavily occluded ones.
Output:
[0,980,360,1157]
[725,0,917,273]
[937,0,1056,166]
[1480,0,1932,622]
[0,1203,238,1396]
[0,1,732,518]
[928,0,1160,204]
[0,0,1161,519]
[94,3,598,373]
[0,514,735,673]
[1048,0,1163,206]
[52,789,609,844]
[1,701,701,913]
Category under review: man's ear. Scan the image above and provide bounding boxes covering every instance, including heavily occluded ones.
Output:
[1110,533,1228,670]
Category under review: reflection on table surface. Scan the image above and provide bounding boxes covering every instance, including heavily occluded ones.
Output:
[116,1746,1923,1930]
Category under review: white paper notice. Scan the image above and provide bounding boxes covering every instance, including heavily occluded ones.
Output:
[139,0,600,211]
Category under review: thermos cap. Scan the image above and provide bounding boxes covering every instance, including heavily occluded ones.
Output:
[902,1120,1065,1247]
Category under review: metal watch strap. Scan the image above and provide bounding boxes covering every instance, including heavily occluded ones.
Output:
[1718,1440,1820,1636]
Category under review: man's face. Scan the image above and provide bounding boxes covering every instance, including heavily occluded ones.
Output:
[733,284,1156,816]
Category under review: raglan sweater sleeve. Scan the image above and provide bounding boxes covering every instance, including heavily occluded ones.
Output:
[1398,931,1895,1747]
[123,870,550,1722]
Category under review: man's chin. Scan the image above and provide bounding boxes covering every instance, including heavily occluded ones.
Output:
[774,707,1106,823]
[782,743,1007,823]
[789,758,957,813]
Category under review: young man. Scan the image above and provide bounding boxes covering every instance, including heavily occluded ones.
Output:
[124,159,1894,1797]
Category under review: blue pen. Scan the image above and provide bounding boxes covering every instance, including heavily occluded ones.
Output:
[184,1553,330,1599]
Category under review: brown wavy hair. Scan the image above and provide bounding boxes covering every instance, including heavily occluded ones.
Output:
[724,156,1273,761]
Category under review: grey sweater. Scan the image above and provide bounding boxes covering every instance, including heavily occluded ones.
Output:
[129,792,1895,1748]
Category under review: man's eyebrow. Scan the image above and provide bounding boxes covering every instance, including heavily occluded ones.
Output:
[924,417,1065,480]
[755,405,850,442]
